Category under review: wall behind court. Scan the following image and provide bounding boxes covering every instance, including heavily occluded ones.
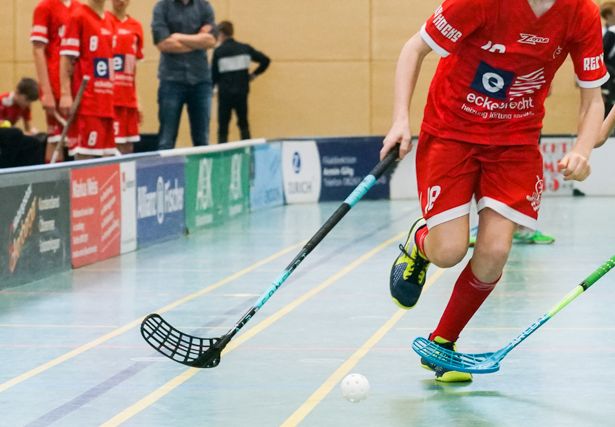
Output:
[3,0,603,146]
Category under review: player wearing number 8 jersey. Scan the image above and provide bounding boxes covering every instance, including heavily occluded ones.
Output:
[382,0,607,382]
[31,0,81,162]
[108,0,144,154]
[59,0,115,159]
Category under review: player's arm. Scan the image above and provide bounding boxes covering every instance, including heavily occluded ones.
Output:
[597,106,615,147]
[32,43,56,115]
[173,25,216,50]
[151,2,194,54]
[59,55,74,117]
[380,33,432,160]
[559,87,603,181]
[248,45,270,80]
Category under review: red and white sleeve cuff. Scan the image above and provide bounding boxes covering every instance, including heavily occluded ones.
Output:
[30,36,49,44]
[576,73,610,89]
[419,24,450,58]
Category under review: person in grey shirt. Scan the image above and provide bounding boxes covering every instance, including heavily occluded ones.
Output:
[151,0,217,149]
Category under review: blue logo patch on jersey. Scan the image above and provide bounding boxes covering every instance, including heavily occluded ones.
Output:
[470,61,515,100]
[94,58,110,79]
[113,54,125,72]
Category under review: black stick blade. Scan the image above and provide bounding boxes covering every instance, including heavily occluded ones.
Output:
[140,313,222,368]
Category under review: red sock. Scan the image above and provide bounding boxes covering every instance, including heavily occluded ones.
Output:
[431,262,500,342]
[415,225,429,258]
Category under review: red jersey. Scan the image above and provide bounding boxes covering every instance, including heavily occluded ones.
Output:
[31,0,81,101]
[60,4,115,118]
[420,0,609,145]
[107,13,144,109]
[0,93,31,125]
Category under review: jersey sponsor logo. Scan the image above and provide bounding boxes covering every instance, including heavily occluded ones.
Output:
[481,41,506,54]
[94,58,111,79]
[518,33,550,45]
[471,61,515,99]
[509,68,546,98]
[583,54,604,71]
[432,6,462,43]
[114,54,125,72]
[89,36,99,52]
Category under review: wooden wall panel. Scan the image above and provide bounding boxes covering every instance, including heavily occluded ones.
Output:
[0,1,16,63]
[228,0,370,61]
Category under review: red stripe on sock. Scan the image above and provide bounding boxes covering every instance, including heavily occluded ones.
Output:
[415,225,428,258]
[431,262,500,342]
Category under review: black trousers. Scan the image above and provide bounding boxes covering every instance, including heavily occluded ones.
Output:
[217,91,250,143]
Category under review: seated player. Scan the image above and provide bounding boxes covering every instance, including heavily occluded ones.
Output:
[108,0,144,154]
[0,78,40,135]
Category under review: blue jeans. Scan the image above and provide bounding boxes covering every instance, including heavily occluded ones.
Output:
[157,80,212,150]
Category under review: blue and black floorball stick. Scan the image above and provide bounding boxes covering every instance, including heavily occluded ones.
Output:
[141,146,400,368]
[413,255,615,374]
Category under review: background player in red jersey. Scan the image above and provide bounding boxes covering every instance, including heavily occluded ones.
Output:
[0,78,40,134]
[59,0,116,159]
[108,0,143,155]
[31,0,80,162]
[381,0,607,382]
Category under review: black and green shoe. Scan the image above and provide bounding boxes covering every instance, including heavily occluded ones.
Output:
[389,218,430,309]
[420,336,473,383]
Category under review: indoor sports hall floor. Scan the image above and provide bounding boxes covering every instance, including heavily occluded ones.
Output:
[1,197,614,427]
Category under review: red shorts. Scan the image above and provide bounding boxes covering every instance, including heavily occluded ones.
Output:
[416,133,544,230]
[45,110,63,144]
[68,115,116,157]
[113,106,140,144]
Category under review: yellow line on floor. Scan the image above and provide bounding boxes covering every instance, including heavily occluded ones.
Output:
[100,232,405,427]
[0,242,304,395]
[280,268,445,427]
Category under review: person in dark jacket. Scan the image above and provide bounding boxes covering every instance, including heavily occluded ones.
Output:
[212,21,270,143]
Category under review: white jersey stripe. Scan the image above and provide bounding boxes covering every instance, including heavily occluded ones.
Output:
[218,54,251,73]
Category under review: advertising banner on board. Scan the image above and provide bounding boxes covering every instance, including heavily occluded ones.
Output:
[70,164,122,268]
[120,161,137,254]
[136,156,185,246]
[281,141,321,204]
[540,136,574,196]
[250,143,284,211]
[184,147,251,231]
[0,170,71,288]
[316,137,390,202]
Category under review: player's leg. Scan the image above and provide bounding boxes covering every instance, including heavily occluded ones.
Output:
[217,91,232,144]
[390,134,477,309]
[186,81,212,146]
[423,144,543,382]
[100,117,117,157]
[115,106,139,155]
[44,110,63,163]
[235,92,251,140]
[157,81,185,150]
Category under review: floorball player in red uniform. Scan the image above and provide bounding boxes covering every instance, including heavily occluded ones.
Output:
[31,0,81,162]
[59,0,115,159]
[108,0,144,155]
[382,0,607,382]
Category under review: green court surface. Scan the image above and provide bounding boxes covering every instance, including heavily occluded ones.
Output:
[1,198,614,426]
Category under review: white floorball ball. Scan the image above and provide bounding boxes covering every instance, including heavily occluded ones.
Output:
[340,373,370,403]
